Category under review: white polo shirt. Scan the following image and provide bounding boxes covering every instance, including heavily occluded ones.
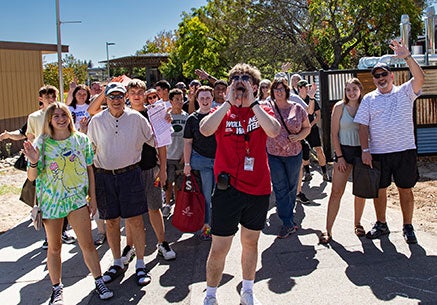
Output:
[88,107,155,170]
[354,80,420,154]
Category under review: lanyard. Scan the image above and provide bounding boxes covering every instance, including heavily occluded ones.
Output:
[238,109,250,157]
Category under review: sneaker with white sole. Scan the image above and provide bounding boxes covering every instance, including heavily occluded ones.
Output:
[157,241,176,260]
[240,290,262,305]
[95,278,113,300]
[296,192,310,204]
[203,295,218,305]
[162,204,172,218]
[94,233,106,246]
[121,245,136,265]
[49,284,64,305]
[61,231,76,244]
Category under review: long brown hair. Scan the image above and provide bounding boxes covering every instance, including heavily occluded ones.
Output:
[343,78,363,105]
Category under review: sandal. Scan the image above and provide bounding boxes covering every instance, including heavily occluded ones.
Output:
[136,268,151,286]
[319,232,332,244]
[102,265,126,283]
[354,225,365,237]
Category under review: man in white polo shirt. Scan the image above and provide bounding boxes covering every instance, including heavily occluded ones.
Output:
[354,39,425,244]
[87,82,155,287]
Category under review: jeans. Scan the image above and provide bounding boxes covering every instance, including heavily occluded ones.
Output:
[190,150,215,224]
[268,152,302,227]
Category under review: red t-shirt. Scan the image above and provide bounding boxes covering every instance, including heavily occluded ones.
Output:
[214,105,274,195]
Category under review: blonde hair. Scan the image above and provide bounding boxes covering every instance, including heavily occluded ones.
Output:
[43,102,76,137]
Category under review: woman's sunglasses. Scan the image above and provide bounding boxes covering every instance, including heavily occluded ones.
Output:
[147,95,158,100]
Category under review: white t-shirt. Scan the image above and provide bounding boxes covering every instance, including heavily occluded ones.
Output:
[68,104,90,130]
[354,80,420,154]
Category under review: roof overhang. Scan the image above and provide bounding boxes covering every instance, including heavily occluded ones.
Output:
[0,41,69,54]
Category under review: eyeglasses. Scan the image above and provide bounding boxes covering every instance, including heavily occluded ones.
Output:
[107,94,125,100]
[373,71,389,79]
[273,87,285,92]
[230,74,251,82]
[147,95,158,100]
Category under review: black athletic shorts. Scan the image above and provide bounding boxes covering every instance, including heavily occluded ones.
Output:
[211,186,270,236]
[372,149,418,189]
[340,145,361,165]
[306,125,322,148]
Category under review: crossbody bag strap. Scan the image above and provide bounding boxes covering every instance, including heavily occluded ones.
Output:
[36,137,46,207]
[269,99,293,135]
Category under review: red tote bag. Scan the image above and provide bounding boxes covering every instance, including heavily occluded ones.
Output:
[172,174,206,233]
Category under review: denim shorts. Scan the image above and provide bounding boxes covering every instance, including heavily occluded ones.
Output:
[95,166,147,219]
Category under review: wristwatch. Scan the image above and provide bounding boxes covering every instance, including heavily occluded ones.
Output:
[362,148,370,153]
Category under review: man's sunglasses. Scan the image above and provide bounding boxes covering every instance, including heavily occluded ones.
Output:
[107,94,124,100]
[373,71,389,79]
[230,74,251,82]
[147,95,158,100]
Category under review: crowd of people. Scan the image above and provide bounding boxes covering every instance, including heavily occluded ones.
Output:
[0,40,425,305]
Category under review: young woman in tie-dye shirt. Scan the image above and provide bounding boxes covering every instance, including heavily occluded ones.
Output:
[23,102,113,304]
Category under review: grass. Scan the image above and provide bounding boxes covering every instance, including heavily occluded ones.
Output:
[0,184,21,195]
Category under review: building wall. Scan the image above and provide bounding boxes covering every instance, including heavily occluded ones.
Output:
[0,49,43,157]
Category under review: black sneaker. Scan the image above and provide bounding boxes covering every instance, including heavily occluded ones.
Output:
[366,221,390,239]
[61,232,76,244]
[49,284,63,305]
[277,225,298,239]
[296,192,310,204]
[95,278,114,300]
[403,224,418,244]
[121,245,136,265]
[302,172,312,182]
[322,173,332,182]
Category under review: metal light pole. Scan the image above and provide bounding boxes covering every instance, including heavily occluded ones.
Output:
[106,42,115,79]
[55,0,80,102]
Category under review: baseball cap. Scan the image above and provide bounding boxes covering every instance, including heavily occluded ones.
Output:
[297,80,310,88]
[371,62,392,75]
[189,80,201,87]
[105,82,126,96]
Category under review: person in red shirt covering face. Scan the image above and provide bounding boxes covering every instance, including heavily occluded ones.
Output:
[199,63,281,305]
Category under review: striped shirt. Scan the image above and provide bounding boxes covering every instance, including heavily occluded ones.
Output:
[354,80,420,154]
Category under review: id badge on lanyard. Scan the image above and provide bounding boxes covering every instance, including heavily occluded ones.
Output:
[243,133,254,171]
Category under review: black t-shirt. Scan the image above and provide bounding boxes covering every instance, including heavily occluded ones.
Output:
[138,110,158,170]
[304,96,320,123]
[183,112,216,159]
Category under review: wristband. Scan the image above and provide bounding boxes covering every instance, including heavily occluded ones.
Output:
[362,148,370,153]
[250,101,259,108]
[30,162,38,168]
[225,100,232,107]
[404,54,412,61]
[184,163,190,166]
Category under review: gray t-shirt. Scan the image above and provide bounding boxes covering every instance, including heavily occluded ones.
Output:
[167,111,188,160]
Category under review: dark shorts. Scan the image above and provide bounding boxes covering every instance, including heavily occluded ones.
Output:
[95,167,147,220]
[211,186,270,236]
[166,159,183,183]
[340,145,361,165]
[301,140,310,161]
[306,125,322,148]
[372,149,418,189]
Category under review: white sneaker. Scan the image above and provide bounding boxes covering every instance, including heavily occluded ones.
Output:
[157,241,176,260]
[240,290,262,305]
[203,295,218,305]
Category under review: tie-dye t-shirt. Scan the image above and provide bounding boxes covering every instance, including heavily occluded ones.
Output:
[33,132,94,219]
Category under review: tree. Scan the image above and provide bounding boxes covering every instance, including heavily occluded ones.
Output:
[137,30,176,54]
[43,54,88,91]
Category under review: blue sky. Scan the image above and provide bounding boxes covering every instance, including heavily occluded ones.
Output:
[0,0,207,67]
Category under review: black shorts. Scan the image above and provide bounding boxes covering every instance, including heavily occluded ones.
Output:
[340,145,361,165]
[306,125,322,148]
[95,167,148,220]
[372,149,418,189]
[211,186,270,236]
[301,140,310,161]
